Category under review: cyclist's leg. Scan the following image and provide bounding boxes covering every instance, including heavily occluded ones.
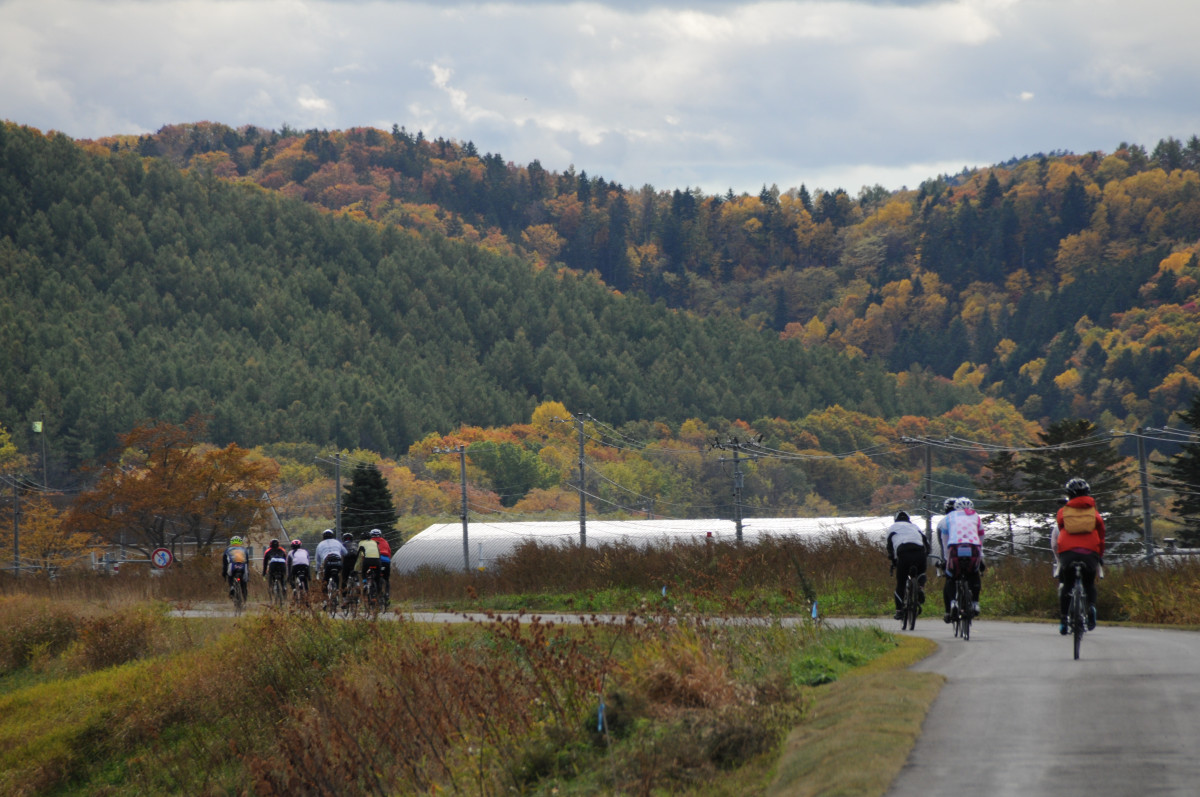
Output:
[1080,553,1099,628]
[942,568,955,621]
[1058,551,1080,617]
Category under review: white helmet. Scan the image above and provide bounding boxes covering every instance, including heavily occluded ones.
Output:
[954,497,974,511]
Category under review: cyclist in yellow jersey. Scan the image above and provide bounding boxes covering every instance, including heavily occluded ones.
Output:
[222,536,250,600]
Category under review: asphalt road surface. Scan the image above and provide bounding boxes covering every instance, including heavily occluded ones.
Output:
[885,618,1200,797]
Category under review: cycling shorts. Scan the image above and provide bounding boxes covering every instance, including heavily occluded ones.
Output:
[266,560,287,579]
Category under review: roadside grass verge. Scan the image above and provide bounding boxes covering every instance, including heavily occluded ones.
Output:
[0,593,914,795]
[768,636,941,797]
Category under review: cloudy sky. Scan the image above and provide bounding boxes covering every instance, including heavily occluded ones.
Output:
[3,0,1199,196]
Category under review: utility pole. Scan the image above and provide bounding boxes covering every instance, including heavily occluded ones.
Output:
[334,452,342,537]
[901,436,934,540]
[576,415,587,547]
[435,445,470,572]
[552,413,588,546]
[1137,431,1154,560]
[715,437,753,543]
[9,477,18,575]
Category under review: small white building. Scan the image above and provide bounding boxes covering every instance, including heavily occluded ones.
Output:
[392,516,894,574]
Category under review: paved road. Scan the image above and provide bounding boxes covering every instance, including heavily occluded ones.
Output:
[885,619,1200,797]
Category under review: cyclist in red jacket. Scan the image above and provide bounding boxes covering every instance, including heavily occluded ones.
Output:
[1053,478,1105,635]
[370,529,392,600]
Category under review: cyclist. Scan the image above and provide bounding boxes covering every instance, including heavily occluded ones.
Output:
[262,537,289,593]
[940,497,985,623]
[338,533,357,591]
[369,529,392,600]
[315,529,346,588]
[356,533,383,593]
[1054,477,1105,635]
[287,539,311,593]
[222,535,250,601]
[886,511,929,619]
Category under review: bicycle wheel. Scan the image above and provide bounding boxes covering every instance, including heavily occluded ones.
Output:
[1071,583,1086,660]
[272,577,286,608]
[903,575,917,631]
[958,578,972,641]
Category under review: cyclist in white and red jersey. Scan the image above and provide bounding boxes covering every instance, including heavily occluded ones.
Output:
[940,497,985,622]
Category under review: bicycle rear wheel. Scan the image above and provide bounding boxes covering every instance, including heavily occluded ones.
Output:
[231,576,244,616]
[903,576,918,630]
[958,579,972,641]
[1071,583,1086,660]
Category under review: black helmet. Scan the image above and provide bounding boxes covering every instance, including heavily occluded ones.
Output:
[943,498,956,514]
[322,529,335,540]
[1065,478,1090,498]
[342,532,353,542]
[895,511,910,523]
[269,538,280,548]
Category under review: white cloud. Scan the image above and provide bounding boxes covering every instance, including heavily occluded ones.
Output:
[1,0,1199,194]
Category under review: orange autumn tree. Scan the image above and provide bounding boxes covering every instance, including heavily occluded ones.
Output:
[68,417,279,559]
[19,494,95,571]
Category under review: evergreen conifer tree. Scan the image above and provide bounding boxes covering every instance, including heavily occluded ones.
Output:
[343,463,399,544]
[1020,419,1138,553]
[1161,393,1200,545]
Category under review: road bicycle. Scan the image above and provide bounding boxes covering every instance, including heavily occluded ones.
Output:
[899,565,921,631]
[363,566,383,618]
[268,569,287,609]
[1067,561,1088,660]
[946,554,976,641]
[322,568,341,617]
[291,569,310,608]
[229,570,246,616]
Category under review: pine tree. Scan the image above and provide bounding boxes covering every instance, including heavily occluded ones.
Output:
[1020,419,1139,553]
[975,450,1023,556]
[343,463,399,544]
[1161,393,1200,545]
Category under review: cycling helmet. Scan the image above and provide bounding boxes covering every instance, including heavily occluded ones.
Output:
[342,532,353,542]
[268,538,280,548]
[1065,478,1090,498]
[943,498,957,514]
[322,529,335,539]
[369,529,382,538]
[895,511,910,523]
[290,539,303,548]
[229,536,243,546]
[954,497,974,511]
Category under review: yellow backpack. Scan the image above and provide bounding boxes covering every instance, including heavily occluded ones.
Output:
[1061,505,1097,534]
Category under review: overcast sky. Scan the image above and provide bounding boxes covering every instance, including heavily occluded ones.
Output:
[3,0,1200,196]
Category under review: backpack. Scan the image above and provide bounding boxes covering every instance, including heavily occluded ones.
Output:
[1061,505,1097,534]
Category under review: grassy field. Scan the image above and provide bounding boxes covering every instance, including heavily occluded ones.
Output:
[2,535,1197,795]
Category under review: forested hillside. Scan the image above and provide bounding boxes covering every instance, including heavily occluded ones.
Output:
[4,120,1200,485]
[1,122,955,474]
[99,122,1200,431]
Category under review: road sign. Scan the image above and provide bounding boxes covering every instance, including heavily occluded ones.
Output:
[151,548,173,569]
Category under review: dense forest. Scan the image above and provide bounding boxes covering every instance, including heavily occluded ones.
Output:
[103,122,1200,429]
[2,120,1199,501]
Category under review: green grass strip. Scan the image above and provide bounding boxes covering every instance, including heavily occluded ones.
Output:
[767,636,942,797]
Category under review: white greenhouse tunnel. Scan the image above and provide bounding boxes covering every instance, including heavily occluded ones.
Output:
[391,516,897,574]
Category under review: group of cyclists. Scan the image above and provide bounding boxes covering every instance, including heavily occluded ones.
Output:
[220,527,394,608]
[885,477,1105,634]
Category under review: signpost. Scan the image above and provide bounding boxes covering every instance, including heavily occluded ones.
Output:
[151,548,174,569]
